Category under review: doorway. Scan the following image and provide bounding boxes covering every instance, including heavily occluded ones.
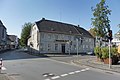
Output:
[61,44,65,53]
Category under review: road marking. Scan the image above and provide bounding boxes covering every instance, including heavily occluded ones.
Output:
[60,74,68,77]
[85,68,90,70]
[81,69,86,72]
[74,70,81,73]
[43,75,48,77]
[51,76,60,79]
[44,68,90,80]
[68,72,75,75]
[45,79,51,80]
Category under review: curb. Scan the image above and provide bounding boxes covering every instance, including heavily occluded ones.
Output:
[72,59,120,74]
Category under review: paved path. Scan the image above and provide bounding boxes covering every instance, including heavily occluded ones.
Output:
[0,50,120,80]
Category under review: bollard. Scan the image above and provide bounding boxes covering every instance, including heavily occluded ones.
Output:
[0,58,3,73]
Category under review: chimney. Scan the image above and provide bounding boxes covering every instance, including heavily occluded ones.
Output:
[42,18,45,20]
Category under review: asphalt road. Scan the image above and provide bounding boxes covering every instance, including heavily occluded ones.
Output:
[0,49,120,80]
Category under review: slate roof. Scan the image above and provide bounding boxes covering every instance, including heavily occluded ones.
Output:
[0,20,6,29]
[8,35,17,42]
[35,18,93,38]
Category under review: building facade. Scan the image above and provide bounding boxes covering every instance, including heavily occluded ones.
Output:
[7,35,19,49]
[28,18,94,54]
[0,20,7,51]
[112,32,120,46]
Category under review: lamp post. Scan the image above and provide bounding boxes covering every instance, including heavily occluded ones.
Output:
[67,40,71,55]
[109,39,111,69]
[76,39,78,56]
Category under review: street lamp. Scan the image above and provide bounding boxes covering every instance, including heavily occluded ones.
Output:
[67,40,71,55]
[76,39,78,56]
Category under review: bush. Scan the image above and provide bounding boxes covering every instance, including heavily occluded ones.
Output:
[94,47,118,59]
[101,47,109,59]
[94,47,102,58]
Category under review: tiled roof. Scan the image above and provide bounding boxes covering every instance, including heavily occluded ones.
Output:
[8,35,17,42]
[35,18,93,38]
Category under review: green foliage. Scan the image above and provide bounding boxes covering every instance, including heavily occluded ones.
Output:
[91,0,111,37]
[20,22,33,47]
[101,47,109,59]
[94,47,118,59]
[89,28,97,38]
[94,47,102,58]
[111,47,118,55]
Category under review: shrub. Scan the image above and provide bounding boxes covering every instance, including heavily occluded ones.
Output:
[101,47,109,59]
[94,47,118,59]
[94,47,102,58]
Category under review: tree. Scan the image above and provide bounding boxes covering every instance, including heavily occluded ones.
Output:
[91,0,111,38]
[89,27,97,38]
[20,22,33,47]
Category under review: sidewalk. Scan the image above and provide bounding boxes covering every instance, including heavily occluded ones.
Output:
[73,56,120,73]
[0,74,12,80]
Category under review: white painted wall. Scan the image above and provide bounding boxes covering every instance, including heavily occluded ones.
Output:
[39,32,94,53]
[28,24,94,54]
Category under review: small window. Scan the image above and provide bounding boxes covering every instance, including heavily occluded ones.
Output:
[89,38,91,42]
[86,45,88,48]
[48,44,51,51]
[40,43,43,51]
[48,34,51,39]
[74,37,76,41]
[74,45,76,50]
[41,34,44,38]
[68,36,71,40]
[83,45,85,49]
[55,35,58,39]
[55,44,58,51]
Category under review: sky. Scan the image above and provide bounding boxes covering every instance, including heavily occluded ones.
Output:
[0,0,120,38]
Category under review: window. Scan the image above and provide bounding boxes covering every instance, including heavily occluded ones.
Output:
[40,43,43,51]
[41,34,44,38]
[89,38,91,42]
[55,44,58,51]
[48,44,51,51]
[83,45,85,49]
[74,37,76,41]
[68,36,71,40]
[55,35,58,39]
[48,34,51,39]
[86,45,88,48]
[74,45,76,50]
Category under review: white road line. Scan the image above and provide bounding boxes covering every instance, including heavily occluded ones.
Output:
[85,68,90,70]
[44,78,51,80]
[43,75,48,77]
[60,74,68,77]
[68,72,75,75]
[51,76,60,79]
[44,68,90,80]
[81,69,86,72]
[74,70,81,73]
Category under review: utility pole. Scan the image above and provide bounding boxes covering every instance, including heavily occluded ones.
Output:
[76,39,78,56]
[109,39,111,69]
[108,30,112,69]
[69,41,71,55]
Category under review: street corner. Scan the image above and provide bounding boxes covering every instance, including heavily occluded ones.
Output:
[0,73,14,80]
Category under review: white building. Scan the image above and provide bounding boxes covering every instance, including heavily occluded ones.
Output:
[28,18,95,54]
[112,32,120,46]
